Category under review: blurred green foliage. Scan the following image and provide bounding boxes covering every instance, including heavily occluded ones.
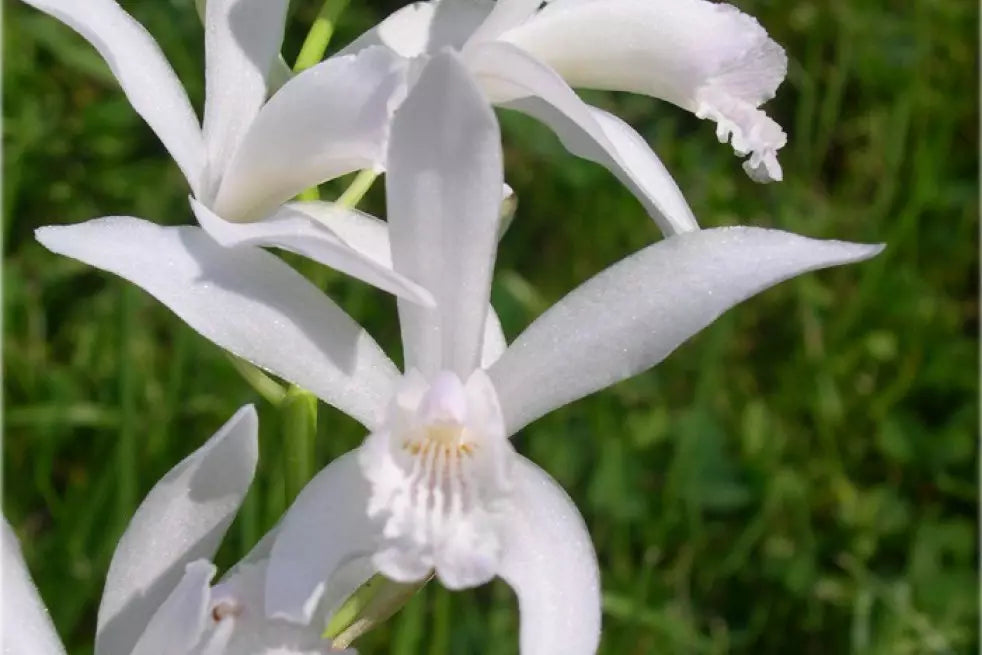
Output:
[3,0,977,653]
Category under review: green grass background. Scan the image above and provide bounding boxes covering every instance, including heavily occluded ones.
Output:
[3,0,978,653]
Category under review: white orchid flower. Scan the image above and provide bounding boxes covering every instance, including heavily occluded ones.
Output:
[339,0,789,236]
[35,51,881,653]
[1,406,355,655]
[20,0,433,306]
[260,53,874,653]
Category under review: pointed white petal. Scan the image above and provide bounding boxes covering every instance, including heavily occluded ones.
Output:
[2,519,66,655]
[266,452,379,624]
[191,199,434,306]
[388,51,503,378]
[201,0,288,200]
[500,0,788,181]
[36,218,399,428]
[490,227,884,433]
[289,202,394,268]
[337,1,436,58]
[497,457,600,655]
[425,0,495,50]
[287,202,506,367]
[20,0,204,192]
[340,0,493,58]
[129,560,215,655]
[481,308,507,368]
[466,0,542,44]
[466,42,697,235]
[213,47,409,221]
[95,406,256,655]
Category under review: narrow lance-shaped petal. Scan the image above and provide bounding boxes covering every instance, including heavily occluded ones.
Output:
[490,227,884,434]
[129,561,216,655]
[466,41,697,234]
[284,201,508,366]
[20,0,205,192]
[497,457,601,655]
[387,50,503,378]
[200,0,288,201]
[96,405,258,655]
[35,218,400,429]
[266,452,378,624]
[498,0,789,181]
[214,46,409,222]
[191,199,435,306]
[2,519,67,655]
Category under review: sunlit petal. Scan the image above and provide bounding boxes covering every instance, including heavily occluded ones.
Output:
[214,47,408,221]
[497,457,601,655]
[36,218,399,428]
[266,452,379,625]
[500,0,788,181]
[20,0,204,192]
[466,42,697,235]
[387,51,503,378]
[1,519,66,655]
[96,406,257,655]
[192,199,434,306]
[201,0,288,200]
[490,227,884,433]
[129,561,215,655]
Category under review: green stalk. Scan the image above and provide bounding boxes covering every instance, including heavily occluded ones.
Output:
[292,0,353,201]
[325,574,429,648]
[225,354,287,407]
[294,0,352,73]
[281,385,318,504]
[336,169,379,208]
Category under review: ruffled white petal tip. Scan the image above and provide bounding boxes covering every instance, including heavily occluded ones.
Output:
[693,9,788,182]
[695,85,786,183]
[500,0,789,182]
[359,369,515,589]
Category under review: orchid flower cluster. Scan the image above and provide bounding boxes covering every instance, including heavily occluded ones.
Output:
[5,0,882,654]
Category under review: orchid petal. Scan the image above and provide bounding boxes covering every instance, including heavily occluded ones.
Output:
[496,457,601,655]
[337,1,436,58]
[426,0,495,51]
[191,199,434,306]
[481,308,507,368]
[490,227,884,433]
[36,218,399,428]
[466,41,697,235]
[95,406,256,655]
[129,561,215,655]
[499,0,788,181]
[289,202,393,268]
[1,519,66,655]
[213,47,408,221]
[266,452,379,624]
[20,0,204,192]
[388,51,503,378]
[339,0,493,57]
[466,0,542,44]
[290,201,507,366]
[201,0,288,200]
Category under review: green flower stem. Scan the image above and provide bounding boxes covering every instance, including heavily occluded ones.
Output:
[281,385,318,504]
[294,0,351,73]
[225,354,287,407]
[297,186,322,202]
[325,574,430,649]
[336,169,379,208]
